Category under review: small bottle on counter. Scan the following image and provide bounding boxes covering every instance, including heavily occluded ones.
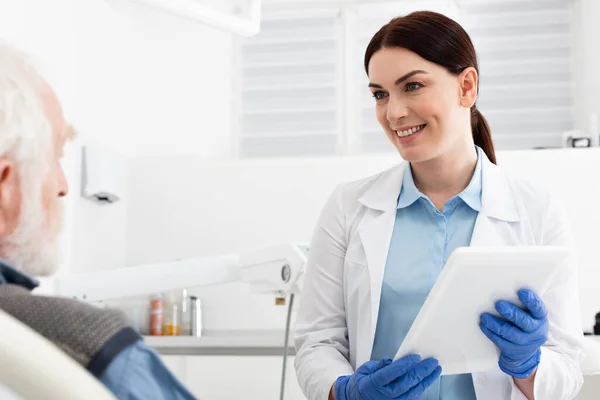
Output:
[180,289,192,336]
[149,294,164,336]
[163,292,180,336]
[190,296,202,337]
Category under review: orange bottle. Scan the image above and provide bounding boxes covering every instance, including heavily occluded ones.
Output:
[162,293,180,336]
[150,294,164,336]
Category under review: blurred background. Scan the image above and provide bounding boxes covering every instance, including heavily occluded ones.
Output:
[0,0,598,399]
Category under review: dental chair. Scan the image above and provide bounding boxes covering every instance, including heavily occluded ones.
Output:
[0,309,116,400]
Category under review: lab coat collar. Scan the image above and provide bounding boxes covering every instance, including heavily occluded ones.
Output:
[396,163,421,209]
[479,152,520,222]
[457,146,483,212]
[396,146,483,211]
[358,149,520,222]
[357,164,405,212]
[0,260,39,291]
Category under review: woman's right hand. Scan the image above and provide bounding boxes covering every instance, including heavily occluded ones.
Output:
[332,355,441,400]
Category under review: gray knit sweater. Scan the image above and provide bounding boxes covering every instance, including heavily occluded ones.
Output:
[0,283,140,378]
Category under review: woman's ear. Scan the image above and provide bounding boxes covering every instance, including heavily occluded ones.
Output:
[458,67,478,109]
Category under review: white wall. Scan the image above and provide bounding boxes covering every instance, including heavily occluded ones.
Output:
[106,0,235,158]
[127,148,600,333]
[0,0,234,275]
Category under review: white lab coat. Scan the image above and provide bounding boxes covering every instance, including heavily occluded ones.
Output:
[293,154,585,400]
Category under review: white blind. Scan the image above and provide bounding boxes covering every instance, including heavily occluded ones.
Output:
[356,0,574,153]
[237,0,575,157]
[238,10,341,157]
[463,0,573,150]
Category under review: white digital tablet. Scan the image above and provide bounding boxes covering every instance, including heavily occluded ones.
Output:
[393,246,568,376]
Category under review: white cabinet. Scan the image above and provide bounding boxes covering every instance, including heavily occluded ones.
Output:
[161,355,307,400]
[152,333,600,399]
[577,375,600,400]
[160,349,600,400]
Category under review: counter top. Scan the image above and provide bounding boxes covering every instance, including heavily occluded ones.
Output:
[143,330,294,356]
[586,336,600,342]
[144,333,600,357]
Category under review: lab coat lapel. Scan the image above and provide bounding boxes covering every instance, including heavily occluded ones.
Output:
[357,209,397,362]
[356,163,405,364]
[470,214,507,246]
[470,155,520,246]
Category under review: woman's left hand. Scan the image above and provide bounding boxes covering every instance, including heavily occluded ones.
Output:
[479,289,549,379]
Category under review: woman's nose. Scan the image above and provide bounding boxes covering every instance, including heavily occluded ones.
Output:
[386,95,409,124]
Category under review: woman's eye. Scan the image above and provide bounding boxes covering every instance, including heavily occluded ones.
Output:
[372,91,387,100]
[405,82,423,92]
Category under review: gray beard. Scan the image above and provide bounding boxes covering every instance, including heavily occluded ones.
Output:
[0,183,63,277]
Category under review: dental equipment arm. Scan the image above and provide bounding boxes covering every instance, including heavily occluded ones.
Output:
[50,243,307,302]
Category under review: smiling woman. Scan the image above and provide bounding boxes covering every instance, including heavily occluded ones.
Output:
[364,11,496,166]
[294,10,586,400]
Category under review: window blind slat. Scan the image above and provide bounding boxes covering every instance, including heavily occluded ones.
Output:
[243,109,336,135]
[239,11,339,156]
[460,0,569,14]
[241,134,337,158]
[238,1,574,157]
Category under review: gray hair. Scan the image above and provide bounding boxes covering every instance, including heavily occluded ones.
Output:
[0,42,52,175]
[0,42,62,276]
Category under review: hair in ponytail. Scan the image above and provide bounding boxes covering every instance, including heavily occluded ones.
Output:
[471,106,496,164]
[365,11,498,164]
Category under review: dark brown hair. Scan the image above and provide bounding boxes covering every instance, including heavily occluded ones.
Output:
[364,11,496,164]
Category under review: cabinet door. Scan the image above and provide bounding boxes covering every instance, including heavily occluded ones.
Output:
[576,375,600,400]
[161,355,187,383]
[183,356,307,400]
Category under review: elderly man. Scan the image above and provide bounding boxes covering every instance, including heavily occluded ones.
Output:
[0,42,196,399]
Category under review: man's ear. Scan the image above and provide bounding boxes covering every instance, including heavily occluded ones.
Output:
[458,67,479,109]
[0,158,20,237]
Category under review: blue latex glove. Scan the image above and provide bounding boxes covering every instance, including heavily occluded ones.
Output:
[480,289,549,379]
[334,355,442,400]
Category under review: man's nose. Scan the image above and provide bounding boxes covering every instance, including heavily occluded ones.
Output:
[58,167,68,197]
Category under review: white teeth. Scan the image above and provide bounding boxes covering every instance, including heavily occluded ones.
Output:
[395,124,425,137]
